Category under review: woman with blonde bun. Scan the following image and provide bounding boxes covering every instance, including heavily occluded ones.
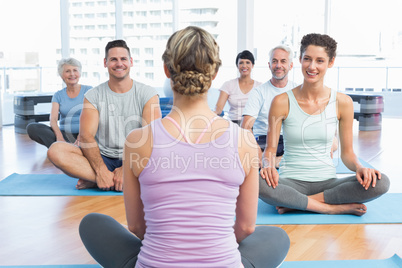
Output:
[79,26,290,268]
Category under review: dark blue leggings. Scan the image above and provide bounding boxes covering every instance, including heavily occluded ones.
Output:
[79,213,290,268]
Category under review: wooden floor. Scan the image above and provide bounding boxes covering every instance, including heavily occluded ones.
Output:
[0,118,401,265]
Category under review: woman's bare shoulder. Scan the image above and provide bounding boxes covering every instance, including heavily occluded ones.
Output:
[336,91,353,107]
[126,124,152,151]
[336,91,353,101]
[275,91,290,101]
[238,126,258,147]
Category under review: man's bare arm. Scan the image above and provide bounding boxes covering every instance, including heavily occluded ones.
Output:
[79,98,115,190]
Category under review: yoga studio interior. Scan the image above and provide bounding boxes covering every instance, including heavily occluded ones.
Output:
[0,0,401,266]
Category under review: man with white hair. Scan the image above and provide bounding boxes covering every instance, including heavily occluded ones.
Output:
[242,45,297,162]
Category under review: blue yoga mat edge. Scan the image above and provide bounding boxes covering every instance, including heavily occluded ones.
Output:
[0,173,122,196]
[281,254,402,268]
[1,255,401,268]
[0,156,372,196]
[256,193,402,225]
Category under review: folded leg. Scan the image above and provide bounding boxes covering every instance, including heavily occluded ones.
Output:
[79,213,141,268]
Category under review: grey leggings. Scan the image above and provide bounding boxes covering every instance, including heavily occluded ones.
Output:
[259,174,390,210]
[79,213,290,268]
[26,122,78,148]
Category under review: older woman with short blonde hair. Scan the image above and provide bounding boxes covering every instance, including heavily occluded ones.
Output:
[27,58,92,148]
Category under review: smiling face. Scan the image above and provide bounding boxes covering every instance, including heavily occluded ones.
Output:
[237,58,254,76]
[61,64,81,86]
[104,47,133,81]
[300,45,335,84]
[269,49,293,80]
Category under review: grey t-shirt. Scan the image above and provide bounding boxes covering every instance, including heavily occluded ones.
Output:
[85,80,157,159]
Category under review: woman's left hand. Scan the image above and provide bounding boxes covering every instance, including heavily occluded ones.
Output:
[356,167,382,190]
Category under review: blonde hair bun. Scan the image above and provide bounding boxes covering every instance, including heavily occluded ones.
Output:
[162,26,221,96]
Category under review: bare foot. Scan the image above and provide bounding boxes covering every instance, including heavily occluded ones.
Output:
[307,196,367,216]
[76,179,97,190]
[329,203,367,216]
[276,206,298,214]
[280,203,367,216]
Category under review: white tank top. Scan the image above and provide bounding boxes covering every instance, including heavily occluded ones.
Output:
[279,89,338,182]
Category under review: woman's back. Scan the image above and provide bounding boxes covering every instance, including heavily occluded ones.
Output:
[79,26,290,268]
[136,118,244,267]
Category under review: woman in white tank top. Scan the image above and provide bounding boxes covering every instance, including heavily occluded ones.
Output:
[259,33,389,216]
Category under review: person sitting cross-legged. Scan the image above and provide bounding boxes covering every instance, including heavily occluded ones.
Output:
[79,26,290,268]
[259,33,390,216]
[47,40,161,191]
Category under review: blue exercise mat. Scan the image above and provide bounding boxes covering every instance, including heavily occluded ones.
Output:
[281,254,402,268]
[0,158,377,197]
[256,193,402,225]
[0,173,122,196]
[0,266,100,268]
[1,255,401,268]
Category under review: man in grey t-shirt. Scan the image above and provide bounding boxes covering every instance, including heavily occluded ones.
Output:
[48,40,161,191]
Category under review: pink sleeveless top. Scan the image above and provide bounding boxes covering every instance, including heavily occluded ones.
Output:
[135,118,245,268]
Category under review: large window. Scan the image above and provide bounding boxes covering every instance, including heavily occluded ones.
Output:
[329,0,401,92]
[253,0,402,93]
[0,0,61,125]
[252,0,325,84]
[1,0,402,126]
[121,0,237,94]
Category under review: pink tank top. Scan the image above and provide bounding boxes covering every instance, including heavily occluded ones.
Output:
[136,118,245,268]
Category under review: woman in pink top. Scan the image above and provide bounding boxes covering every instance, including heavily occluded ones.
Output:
[79,26,289,268]
[214,50,262,125]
